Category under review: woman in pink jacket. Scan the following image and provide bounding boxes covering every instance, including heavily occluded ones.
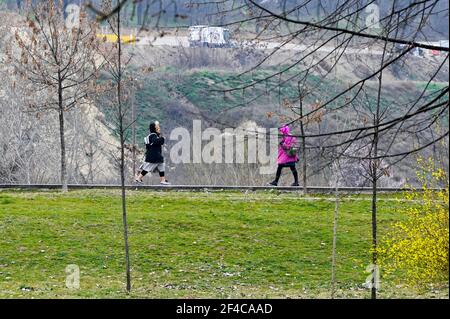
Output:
[268,125,299,186]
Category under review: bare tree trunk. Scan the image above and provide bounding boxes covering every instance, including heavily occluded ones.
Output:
[371,134,378,299]
[88,143,94,184]
[120,121,131,293]
[300,121,307,193]
[117,9,132,293]
[58,70,68,192]
[371,86,381,299]
[331,163,339,298]
[131,81,136,177]
[371,36,388,300]
[298,84,307,194]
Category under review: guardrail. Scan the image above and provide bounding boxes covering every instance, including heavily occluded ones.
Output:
[0,184,443,193]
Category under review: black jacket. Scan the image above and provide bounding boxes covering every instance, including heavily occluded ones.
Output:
[144,133,165,163]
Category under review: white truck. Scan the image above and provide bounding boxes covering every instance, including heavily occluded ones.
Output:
[188,26,232,48]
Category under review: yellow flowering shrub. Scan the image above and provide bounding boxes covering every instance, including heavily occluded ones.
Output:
[378,157,449,287]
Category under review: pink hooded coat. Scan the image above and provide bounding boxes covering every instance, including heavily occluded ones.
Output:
[278,125,299,164]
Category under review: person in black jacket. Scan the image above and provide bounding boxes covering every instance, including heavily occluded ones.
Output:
[135,121,170,185]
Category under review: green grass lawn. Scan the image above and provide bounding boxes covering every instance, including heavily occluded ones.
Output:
[0,190,447,299]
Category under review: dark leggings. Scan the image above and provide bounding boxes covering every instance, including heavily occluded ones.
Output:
[275,163,298,183]
[141,170,165,177]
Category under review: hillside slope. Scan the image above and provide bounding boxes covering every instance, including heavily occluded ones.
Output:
[107,44,448,186]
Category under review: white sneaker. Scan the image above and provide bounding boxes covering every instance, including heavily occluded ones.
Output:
[160,180,171,185]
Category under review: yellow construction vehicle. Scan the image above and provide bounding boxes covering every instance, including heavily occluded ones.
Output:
[96,33,137,44]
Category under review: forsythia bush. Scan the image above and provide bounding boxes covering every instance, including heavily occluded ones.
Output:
[378,157,449,287]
